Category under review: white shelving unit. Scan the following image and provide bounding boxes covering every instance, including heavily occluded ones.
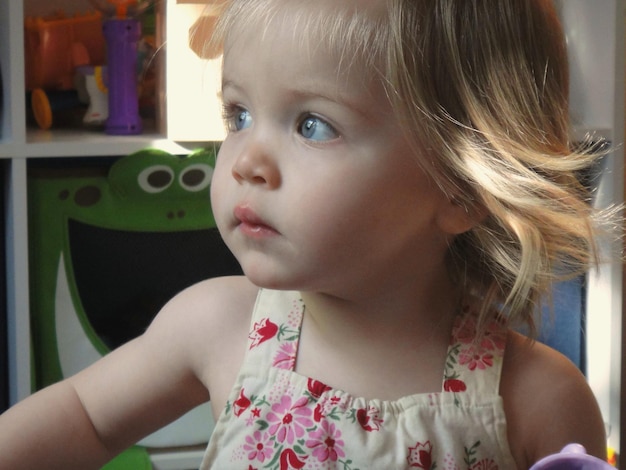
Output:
[1,0,624,466]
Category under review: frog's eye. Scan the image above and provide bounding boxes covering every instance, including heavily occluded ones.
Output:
[138,165,175,193]
[179,164,213,192]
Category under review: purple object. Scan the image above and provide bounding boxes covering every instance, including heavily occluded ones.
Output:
[529,444,614,470]
[103,18,142,135]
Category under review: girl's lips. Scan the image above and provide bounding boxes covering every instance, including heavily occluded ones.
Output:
[233,205,279,238]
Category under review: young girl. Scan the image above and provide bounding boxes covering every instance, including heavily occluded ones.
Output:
[0,0,613,468]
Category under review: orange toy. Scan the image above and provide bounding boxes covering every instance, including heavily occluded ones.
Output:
[24,11,105,92]
[107,0,138,19]
[88,0,150,20]
[24,11,106,129]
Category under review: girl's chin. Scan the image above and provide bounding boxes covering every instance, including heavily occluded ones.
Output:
[240,268,306,293]
[240,266,286,290]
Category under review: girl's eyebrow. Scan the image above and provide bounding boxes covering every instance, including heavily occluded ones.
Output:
[222,76,371,119]
[287,87,369,117]
[221,79,245,96]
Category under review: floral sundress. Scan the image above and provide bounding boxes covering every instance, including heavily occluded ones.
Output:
[200,289,517,469]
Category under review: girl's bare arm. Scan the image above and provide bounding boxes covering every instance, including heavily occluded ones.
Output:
[0,276,255,469]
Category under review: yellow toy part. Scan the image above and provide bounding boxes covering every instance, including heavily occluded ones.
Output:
[31,88,52,130]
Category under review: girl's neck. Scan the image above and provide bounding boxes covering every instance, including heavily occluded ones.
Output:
[299,268,461,342]
[295,276,462,400]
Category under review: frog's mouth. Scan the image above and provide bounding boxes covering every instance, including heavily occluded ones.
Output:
[66,218,242,350]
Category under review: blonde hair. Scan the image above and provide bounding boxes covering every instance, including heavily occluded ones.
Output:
[207,0,612,335]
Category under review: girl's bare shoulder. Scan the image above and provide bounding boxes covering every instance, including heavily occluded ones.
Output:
[152,275,259,333]
[500,330,606,468]
[147,275,260,407]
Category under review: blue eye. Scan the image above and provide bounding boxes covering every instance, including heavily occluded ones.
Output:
[299,115,338,141]
[225,106,252,132]
[234,109,252,131]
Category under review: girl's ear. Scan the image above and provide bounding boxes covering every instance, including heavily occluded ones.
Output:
[436,197,487,235]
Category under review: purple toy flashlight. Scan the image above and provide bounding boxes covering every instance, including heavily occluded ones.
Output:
[103,17,142,135]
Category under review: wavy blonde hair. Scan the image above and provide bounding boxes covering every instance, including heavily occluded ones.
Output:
[205,0,612,335]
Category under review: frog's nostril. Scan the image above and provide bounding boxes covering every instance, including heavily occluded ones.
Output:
[74,186,102,207]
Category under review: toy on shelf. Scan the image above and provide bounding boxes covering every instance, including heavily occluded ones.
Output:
[24,11,106,130]
[24,2,153,133]
[76,65,109,126]
[90,0,152,135]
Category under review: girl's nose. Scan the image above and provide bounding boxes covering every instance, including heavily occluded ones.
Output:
[231,142,281,188]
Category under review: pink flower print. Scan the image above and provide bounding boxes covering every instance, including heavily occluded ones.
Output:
[233,388,252,417]
[470,459,499,470]
[356,407,383,432]
[452,315,478,345]
[273,341,297,370]
[442,453,461,470]
[306,419,346,463]
[279,448,307,470]
[479,323,506,352]
[267,395,314,444]
[443,378,467,393]
[243,430,274,463]
[407,440,434,469]
[459,346,494,371]
[287,300,304,328]
[452,312,506,352]
[249,318,279,349]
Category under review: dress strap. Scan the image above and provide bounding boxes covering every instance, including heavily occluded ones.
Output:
[243,289,305,372]
[442,309,508,397]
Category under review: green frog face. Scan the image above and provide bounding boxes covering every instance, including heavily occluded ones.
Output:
[28,148,240,447]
